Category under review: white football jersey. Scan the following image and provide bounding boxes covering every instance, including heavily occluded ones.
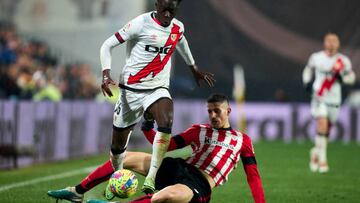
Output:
[306,51,352,104]
[115,12,185,90]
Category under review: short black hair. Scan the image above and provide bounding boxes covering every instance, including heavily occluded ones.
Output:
[207,93,229,104]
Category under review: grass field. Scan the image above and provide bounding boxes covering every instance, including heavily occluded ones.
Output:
[0,141,359,203]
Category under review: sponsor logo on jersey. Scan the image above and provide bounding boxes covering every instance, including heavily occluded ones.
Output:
[145,45,171,54]
[204,137,235,150]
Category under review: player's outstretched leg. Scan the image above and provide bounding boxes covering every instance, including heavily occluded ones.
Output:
[47,160,114,202]
[142,99,173,194]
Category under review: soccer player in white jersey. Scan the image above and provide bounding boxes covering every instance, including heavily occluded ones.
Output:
[100,0,215,194]
[48,94,265,203]
[303,33,356,173]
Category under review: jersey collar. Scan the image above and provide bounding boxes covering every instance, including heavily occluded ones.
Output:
[151,11,172,28]
[214,127,232,131]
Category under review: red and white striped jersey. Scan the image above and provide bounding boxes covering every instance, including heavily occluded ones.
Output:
[180,124,254,186]
[142,123,264,202]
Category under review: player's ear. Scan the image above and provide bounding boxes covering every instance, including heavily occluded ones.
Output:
[227,107,231,115]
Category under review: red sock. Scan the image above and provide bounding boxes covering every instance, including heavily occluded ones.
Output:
[128,194,153,203]
[75,160,114,194]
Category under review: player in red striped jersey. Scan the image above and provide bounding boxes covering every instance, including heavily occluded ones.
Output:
[48,94,265,203]
[303,33,355,173]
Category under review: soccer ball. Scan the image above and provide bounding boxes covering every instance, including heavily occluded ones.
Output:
[108,169,138,198]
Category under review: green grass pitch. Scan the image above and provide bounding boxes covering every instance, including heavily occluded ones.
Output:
[0,141,359,203]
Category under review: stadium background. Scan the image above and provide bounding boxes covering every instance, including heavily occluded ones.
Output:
[0,0,359,202]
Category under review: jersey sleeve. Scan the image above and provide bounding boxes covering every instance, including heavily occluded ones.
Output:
[303,54,315,84]
[175,21,195,66]
[342,56,352,73]
[115,14,144,43]
[240,134,265,203]
[340,56,356,84]
[307,53,316,68]
[176,35,195,66]
[173,124,201,150]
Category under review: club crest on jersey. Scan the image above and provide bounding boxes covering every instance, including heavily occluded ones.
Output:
[170,33,177,42]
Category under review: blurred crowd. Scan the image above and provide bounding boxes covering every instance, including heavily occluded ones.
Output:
[0,21,99,101]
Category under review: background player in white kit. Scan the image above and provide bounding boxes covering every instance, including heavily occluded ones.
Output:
[100,0,215,195]
[302,33,355,173]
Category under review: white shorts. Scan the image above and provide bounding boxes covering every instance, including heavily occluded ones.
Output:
[113,88,171,128]
[311,99,340,123]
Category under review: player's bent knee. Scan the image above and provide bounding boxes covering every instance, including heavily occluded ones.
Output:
[316,118,329,135]
[157,117,173,129]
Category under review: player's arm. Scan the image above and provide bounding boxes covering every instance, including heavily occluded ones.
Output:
[176,36,215,87]
[339,57,356,85]
[302,54,315,92]
[240,134,265,203]
[141,120,200,151]
[100,35,119,97]
[100,16,143,97]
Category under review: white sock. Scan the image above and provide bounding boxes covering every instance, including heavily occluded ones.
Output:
[146,131,171,180]
[110,151,126,171]
[314,135,322,150]
[317,135,328,164]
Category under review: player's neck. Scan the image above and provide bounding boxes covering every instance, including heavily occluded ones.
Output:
[325,50,338,57]
[215,123,231,130]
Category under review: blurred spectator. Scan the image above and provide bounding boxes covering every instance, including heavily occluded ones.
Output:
[32,71,61,102]
[0,20,99,100]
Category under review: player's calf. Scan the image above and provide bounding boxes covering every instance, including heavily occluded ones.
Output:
[142,128,171,194]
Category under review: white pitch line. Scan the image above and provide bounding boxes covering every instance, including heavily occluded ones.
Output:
[0,166,96,193]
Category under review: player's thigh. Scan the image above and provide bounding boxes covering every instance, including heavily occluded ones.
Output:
[124,152,151,176]
[144,89,173,127]
[151,184,193,203]
[113,89,145,128]
[328,105,340,124]
[311,99,328,119]
[316,117,329,134]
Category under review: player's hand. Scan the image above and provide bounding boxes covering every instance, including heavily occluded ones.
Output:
[190,65,216,87]
[101,69,116,97]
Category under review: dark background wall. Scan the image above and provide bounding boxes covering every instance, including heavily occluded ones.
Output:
[167,0,360,101]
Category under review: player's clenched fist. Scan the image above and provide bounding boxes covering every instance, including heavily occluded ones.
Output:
[101,69,116,97]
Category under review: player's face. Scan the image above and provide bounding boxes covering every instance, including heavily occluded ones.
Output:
[207,102,231,129]
[155,0,178,27]
[324,34,340,54]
